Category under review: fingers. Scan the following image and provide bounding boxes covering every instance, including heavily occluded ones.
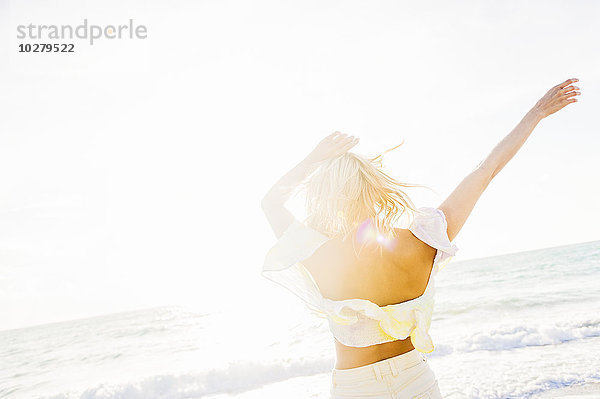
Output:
[325,131,342,143]
[562,90,581,99]
[331,131,344,143]
[337,134,358,147]
[341,137,359,152]
[555,78,578,90]
[561,83,579,92]
[329,131,359,152]
[559,83,581,101]
[550,80,581,104]
[331,131,355,144]
[536,79,581,118]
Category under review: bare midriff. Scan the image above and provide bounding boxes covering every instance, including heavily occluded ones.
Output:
[333,336,416,370]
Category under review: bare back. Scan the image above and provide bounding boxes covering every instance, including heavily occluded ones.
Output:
[300,225,440,369]
[302,227,438,305]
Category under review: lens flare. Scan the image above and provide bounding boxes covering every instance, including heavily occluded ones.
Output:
[355,218,397,251]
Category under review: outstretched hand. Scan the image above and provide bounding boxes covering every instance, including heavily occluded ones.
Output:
[304,131,359,164]
[533,78,581,119]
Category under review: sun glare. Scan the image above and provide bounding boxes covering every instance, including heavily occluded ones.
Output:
[355,218,397,251]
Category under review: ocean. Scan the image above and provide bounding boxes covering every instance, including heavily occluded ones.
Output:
[1,240,599,399]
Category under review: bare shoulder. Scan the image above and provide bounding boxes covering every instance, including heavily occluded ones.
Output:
[389,228,437,274]
[395,227,437,258]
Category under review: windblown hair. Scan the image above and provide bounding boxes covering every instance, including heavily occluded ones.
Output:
[301,141,431,241]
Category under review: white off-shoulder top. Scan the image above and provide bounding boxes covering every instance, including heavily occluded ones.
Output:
[261,206,458,353]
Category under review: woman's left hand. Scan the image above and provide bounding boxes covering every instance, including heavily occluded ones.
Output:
[304,131,359,164]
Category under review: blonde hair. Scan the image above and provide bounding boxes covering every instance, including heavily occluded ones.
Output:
[300,141,431,242]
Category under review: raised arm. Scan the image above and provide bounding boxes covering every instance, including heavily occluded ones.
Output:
[261,132,359,238]
[438,78,581,242]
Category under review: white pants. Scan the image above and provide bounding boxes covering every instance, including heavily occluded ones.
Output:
[330,349,442,399]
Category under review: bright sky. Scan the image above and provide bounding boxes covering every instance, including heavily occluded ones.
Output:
[0,0,598,331]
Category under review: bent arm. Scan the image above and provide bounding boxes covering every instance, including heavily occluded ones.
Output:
[261,132,360,238]
[261,158,319,238]
[439,78,580,242]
